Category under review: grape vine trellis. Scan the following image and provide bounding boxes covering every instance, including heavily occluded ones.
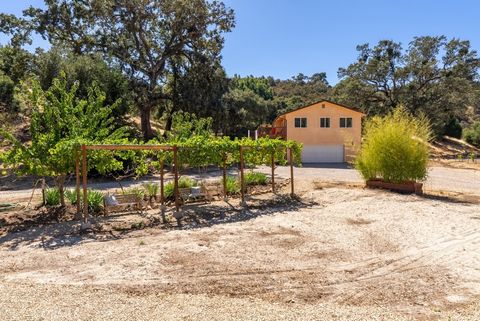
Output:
[76,137,302,223]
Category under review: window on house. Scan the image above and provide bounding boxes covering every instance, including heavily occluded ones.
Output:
[320,117,330,128]
[294,117,307,128]
[340,117,353,128]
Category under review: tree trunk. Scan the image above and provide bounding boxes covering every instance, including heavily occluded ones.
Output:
[140,106,155,140]
[56,174,66,208]
[165,112,173,132]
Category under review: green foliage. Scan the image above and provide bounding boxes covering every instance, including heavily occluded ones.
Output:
[164,181,175,200]
[225,176,240,195]
[443,116,462,139]
[178,177,197,188]
[142,182,159,198]
[64,189,77,205]
[87,189,104,214]
[0,74,15,111]
[245,171,268,186]
[355,107,432,183]
[123,187,145,200]
[463,122,480,147]
[45,188,60,206]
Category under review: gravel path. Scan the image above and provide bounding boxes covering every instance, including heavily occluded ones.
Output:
[1,185,479,320]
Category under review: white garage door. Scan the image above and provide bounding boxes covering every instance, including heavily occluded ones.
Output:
[302,145,344,163]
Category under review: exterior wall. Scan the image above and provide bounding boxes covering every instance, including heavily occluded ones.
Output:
[283,101,364,162]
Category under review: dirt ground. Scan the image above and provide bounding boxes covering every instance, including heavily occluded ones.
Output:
[0,180,480,320]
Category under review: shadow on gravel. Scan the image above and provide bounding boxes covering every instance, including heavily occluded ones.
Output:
[0,194,318,251]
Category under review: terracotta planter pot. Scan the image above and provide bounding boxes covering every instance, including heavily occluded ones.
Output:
[366,179,423,195]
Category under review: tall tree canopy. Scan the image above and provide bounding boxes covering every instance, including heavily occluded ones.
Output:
[335,36,480,136]
[1,0,235,139]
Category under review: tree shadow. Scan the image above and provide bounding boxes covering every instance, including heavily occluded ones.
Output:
[0,193,317,251]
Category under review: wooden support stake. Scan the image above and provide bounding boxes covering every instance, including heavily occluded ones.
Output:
[160,160,165,205]
[239,146,245,205]
[75,151,81,219]
[222,154,228,200]
[271,151,275,193]
[81,144,88,223]
[289,148,294,196]
[173,146,180,213]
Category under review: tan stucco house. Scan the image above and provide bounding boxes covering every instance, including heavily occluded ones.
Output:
[259,100,365,163]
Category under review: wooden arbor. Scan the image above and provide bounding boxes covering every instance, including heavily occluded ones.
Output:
[75,144,296,223]
[75,144,178,223]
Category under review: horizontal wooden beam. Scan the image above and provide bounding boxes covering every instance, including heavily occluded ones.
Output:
[84,145,174,151]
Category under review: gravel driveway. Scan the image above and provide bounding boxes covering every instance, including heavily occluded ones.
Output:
[258,164,480,195]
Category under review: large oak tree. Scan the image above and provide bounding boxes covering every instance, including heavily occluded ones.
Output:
[1,0,235,139]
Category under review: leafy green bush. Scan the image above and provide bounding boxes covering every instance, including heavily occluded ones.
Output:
[45,188,60,206]
[225,176,240,195]
[463,122,480,147]
[87,189,104,213]
[245,171,267,185]
[355,107,432,183]
[123,187,145,200]
[65,189,77,205]
[178,176,197,188]
[142,182,159,198]
[164,182,174,200]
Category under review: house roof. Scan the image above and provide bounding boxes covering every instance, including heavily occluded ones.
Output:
[275,100,365,120]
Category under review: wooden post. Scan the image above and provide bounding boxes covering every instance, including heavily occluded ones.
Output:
[75,151,81,219]
[81,144,88,223]
[271,151,275,193]
[159,159,167,223]
[222,154,228,200]
[289,148,294,197]
[173,146,180,213]
[239,146,245,205]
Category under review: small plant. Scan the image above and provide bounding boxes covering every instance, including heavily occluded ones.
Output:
[45,188,60,206]
[164,181,175,200]
[131,221,145,229]
[178,176,197,188]
[64,189,77,205]
[123,187,145,200]
[225,176,240,195]
[87,189,104,214]
[142,182,159,198]
[469,152,476,163]
[245,171,268,186]
[457,154,463,161]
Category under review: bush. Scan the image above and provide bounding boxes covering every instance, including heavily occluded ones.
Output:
[245,171,267,185]
[178,176,197,188]
[87,189,104,213]
[162,177,197,200]
[225,176,240,195]
[45,188,60,206]
[123,187,145,200]
[65,189,77,205]
[463,122,480,147]
[355,107,432,183]
[142,182,159,198]
[443,116,462,138]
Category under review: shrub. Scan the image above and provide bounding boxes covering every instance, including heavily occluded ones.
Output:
[178,176,197,188]
[87,189,104,213]
[123,187,145,200]
[443,116,462,138]
[225,176,240,195]
[65,189,77,205]
[45,188,60,206]
[463,122,480,147]
[162,177,197,200]
[355,107,432,183]
[142,182,159,198]
[164,182,174,200]
[245,171,267,186]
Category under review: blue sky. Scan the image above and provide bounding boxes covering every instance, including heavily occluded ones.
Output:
[2,0,479,84]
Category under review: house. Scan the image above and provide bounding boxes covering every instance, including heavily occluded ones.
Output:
[258,100,365,163]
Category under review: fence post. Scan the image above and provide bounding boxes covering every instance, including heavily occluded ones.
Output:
[75,150,81,219]
[289,148,294,197]
[173,146,181,225]
[223,154,228,201]
[81,144,88,223]
[239,146,246,206]
[271,151,275,193]
[160,159,166,223]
